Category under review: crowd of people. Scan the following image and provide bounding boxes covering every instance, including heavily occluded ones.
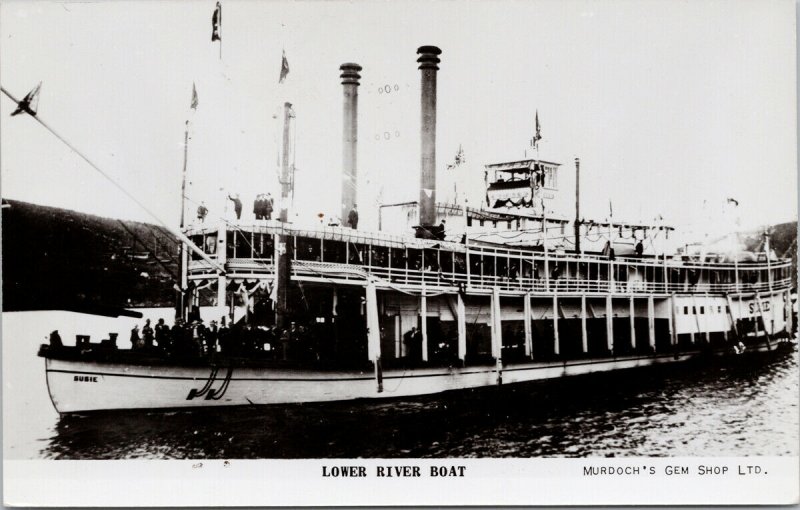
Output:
[128,316,315,361]
[195,193,361,229]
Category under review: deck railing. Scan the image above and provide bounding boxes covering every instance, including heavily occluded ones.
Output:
[184,225,793,295]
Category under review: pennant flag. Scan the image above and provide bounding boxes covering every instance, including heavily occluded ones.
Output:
[727,197,739,207]
[530,110,542,148]
[211,2,221,42]
[279,50,290,83]
[455,144,465,165]
[190,83,198,110]
[11,82,42,116]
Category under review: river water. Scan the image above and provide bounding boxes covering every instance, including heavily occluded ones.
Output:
[3,310,798,459]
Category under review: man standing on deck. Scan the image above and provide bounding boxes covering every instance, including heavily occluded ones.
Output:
[142,319,154,349]
[228,193,243,220]
[265,193,274,220]
[197,202,208,223]
[253,194,263,220]
[348,204,359,229]
[155,318,168,349]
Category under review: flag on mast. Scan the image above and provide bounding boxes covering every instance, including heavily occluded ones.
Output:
[279,49,290,83]
[530,110,542,148]
[190,83,199,110]
[11,82,42,116]
[211,2,221,42]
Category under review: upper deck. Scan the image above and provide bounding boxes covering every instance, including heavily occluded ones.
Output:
[184,222,792,297]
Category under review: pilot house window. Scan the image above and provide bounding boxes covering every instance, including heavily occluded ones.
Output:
[544,167,558,189]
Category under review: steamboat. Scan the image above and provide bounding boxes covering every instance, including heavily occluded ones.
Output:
[31,46,795,413]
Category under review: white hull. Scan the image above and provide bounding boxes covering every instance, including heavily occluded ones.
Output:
[44,344,780,413]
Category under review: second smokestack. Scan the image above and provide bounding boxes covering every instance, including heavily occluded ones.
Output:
[417,45,441,227]
[340,63,362,226]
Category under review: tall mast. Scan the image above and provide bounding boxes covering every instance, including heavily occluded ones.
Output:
[178,120,190,319]
[574,157,581,253]
[276,102,294,328]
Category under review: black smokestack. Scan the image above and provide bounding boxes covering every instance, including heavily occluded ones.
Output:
[417,45,441,227]
[339,63,362,225]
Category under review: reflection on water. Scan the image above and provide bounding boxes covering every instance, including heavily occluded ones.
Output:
[41,350,798,459]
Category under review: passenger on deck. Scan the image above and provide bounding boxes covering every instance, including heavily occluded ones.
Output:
[254,194,264,220]
[155,318,169,349]
[170,319,188,357]
[279,328,290,360]
[49,330,63,348]
[130,325,142,350]
[635,240,644,257]
[403,327,421,362]
[436,219,447,240]
[205,320,219,354]
[197,202,208,223]
[142,319,154,348]
[348,204,359,229]
[228,193,243,220]
[265,193,274,220]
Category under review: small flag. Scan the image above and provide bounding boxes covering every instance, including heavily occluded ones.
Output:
[455,144,465,165]
[727,197,739,207]
[190,83,198,110]
[279,49,290,83]
[11,82,42,116]
[211,2,221,42]
[531,110,542,147]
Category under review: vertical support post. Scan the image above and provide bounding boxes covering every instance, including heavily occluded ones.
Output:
[523,292,533,358]
[606,294,614,354]
[647,295,656,352]
[754,291,773,351]
[690,295,702,345]
[457,292,467,364]
[365,281,383,392]
[574,157,581,254]
[669,293,677,346]
[420,281,429,362]
[580,294,588,354]
[629,295,636,351]
[394,314,401,358]
[491,286,503,383]
[552,293,560,356]
[276,102,294,330]
[786,289,794,334]
[216,222,227,312]
[179,245,189,320]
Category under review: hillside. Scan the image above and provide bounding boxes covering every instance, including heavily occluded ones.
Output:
[2,200,180,312]
[741,221,798,280]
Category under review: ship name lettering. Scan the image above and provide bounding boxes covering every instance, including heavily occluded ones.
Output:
[73,375,98,383]
[322,465,367,477]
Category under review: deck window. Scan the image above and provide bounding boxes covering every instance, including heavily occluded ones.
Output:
[297,237,320,261]
[323,240,347,264]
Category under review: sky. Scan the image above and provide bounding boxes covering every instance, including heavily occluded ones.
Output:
[0,0,796,241]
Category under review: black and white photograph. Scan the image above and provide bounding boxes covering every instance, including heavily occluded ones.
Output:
[1,0,798,506]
